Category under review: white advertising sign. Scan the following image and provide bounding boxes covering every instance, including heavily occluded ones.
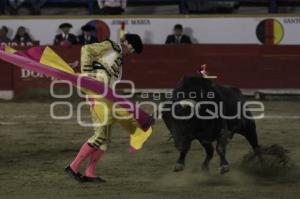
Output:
[0,16,299,45]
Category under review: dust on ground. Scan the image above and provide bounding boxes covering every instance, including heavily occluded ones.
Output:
[0,100,299,199]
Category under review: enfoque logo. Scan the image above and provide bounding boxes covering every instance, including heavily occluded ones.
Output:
[49,78,265,127]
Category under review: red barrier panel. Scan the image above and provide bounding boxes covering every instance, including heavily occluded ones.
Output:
[1,44,299,97]
[0,62,13,90]
[124,44,300,89]
[12,46,81,96]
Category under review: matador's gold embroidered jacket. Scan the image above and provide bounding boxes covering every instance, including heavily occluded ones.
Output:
[80,39,123,85]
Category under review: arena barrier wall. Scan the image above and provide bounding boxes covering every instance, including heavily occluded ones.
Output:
[1,16,300,45]
[0,44,299,99]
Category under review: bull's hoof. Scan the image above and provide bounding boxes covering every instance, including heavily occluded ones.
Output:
[173,163,185,172]
[219,165,230,175]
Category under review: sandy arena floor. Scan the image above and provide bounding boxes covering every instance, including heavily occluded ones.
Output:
[0,100,299,199]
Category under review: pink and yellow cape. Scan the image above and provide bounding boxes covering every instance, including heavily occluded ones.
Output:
[0,46,153,152]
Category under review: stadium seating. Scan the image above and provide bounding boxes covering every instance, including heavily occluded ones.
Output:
[44,0,300,14]
[2,0,300,14]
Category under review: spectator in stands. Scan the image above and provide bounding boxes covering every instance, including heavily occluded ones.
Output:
[97,0,127,15]
[8,0,24,15]
[8,0,46,15]
[165,24,192,44]
[0,26,11,43]
[77,24,98,45]
[54,23,77,46]
[29,0,47,15]
[13,26,33,43]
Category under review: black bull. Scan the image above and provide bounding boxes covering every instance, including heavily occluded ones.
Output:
[162,75,261,174]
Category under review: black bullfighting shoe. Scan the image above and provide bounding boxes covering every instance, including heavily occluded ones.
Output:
[64,165,83,182]
[81,176,106,183]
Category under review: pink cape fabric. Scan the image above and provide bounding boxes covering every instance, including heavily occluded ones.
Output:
[0,47,152,131]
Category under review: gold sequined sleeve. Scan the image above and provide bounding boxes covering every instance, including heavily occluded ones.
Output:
[80,41,113,74]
